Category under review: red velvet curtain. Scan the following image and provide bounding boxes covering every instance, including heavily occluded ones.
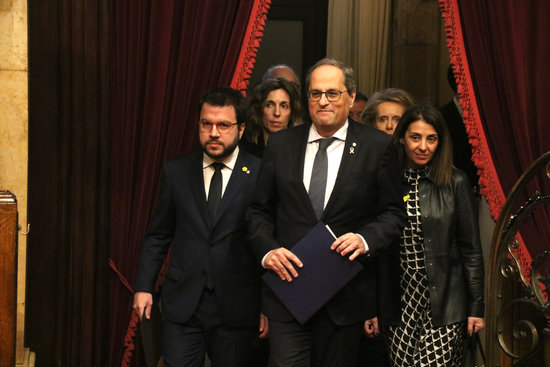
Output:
[440,0,550,259]
[108,1,269,365]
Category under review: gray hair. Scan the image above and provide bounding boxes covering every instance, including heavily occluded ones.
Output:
[305,58,356,94]
[360,88,415,127]
[262,64,299,84]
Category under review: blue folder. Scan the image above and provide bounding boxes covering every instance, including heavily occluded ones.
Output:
[262,222,364,324]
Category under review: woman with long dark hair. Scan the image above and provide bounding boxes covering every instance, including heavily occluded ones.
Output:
[242,78,303,157]
[381,103,485,366]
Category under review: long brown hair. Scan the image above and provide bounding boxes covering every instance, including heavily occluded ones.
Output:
[393,103,454,186]
[245,78,303,145]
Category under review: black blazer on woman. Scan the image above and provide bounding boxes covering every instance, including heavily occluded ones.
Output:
[379,167,484,327]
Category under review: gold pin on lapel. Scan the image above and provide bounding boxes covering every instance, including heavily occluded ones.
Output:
[350,142,357,154]
[242,166,250,174]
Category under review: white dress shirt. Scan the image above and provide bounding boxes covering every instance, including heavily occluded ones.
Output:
[303,122,347,208]
[203,146,239,198]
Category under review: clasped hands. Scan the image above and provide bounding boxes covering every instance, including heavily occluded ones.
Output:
[264,232,366,282]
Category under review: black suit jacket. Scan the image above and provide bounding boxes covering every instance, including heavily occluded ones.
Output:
[439,100,479,190]
[246,120,406,325]
[134,149,262,327]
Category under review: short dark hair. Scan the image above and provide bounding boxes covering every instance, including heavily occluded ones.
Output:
[305,58,356,94]
[361,88,415,127]
[393,103,453,186]
[198,87,246,125]
[245,78,303,144]
[355,91,368,102]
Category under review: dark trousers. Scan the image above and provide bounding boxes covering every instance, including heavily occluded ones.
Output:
[268,308,362,367]
[356,333,390,367]
[251,338,270,366]
[162,288,257,367]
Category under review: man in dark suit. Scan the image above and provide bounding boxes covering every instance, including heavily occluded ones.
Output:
[133,87,264,367]
[246,59,406,367]
[440,64,479,193]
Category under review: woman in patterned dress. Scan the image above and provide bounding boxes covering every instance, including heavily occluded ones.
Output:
[380,103,485,366]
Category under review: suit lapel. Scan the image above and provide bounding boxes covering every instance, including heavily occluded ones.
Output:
[323,121,361,216]
[210,150,251,228]
[188,152,211,226]
[295,125,310,196]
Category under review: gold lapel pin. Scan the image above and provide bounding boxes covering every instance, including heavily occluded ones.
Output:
[350,142,357,155]
[242,166,250,174]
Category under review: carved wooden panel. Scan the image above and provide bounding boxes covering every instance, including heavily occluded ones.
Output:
[0,191,17,367]
[486,152,550,366]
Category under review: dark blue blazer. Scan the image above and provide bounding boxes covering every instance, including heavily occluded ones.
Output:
[134,149,262,327]
[246,120,406,325]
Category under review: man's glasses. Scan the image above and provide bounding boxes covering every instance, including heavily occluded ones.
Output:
[199,120,238,134]
[307,89,348,102]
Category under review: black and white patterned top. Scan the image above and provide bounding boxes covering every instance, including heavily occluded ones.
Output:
[401,166,429,271]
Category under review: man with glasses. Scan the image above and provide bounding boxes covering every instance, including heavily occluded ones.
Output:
[134,87,263,367]
[247,59,405,366]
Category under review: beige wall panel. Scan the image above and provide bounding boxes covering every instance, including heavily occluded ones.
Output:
[391,45,439,102]
[0,0,29,364]
[392,0,445,104]
[0,0,27,70]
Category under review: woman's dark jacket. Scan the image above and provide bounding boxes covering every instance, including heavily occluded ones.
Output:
[377,166,485,327]
[240,133,266,158]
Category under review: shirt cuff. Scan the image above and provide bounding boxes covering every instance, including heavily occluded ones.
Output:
[261,250,272,268]
[356,233,369,255]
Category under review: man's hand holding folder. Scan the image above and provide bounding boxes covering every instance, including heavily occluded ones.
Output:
[263,247,304,282]
[330,232,368,260]
[262,222,365,324]
[263,224,367,282]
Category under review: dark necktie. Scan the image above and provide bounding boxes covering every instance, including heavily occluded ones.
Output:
[207,162,224,220]
[308,137,336,219]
